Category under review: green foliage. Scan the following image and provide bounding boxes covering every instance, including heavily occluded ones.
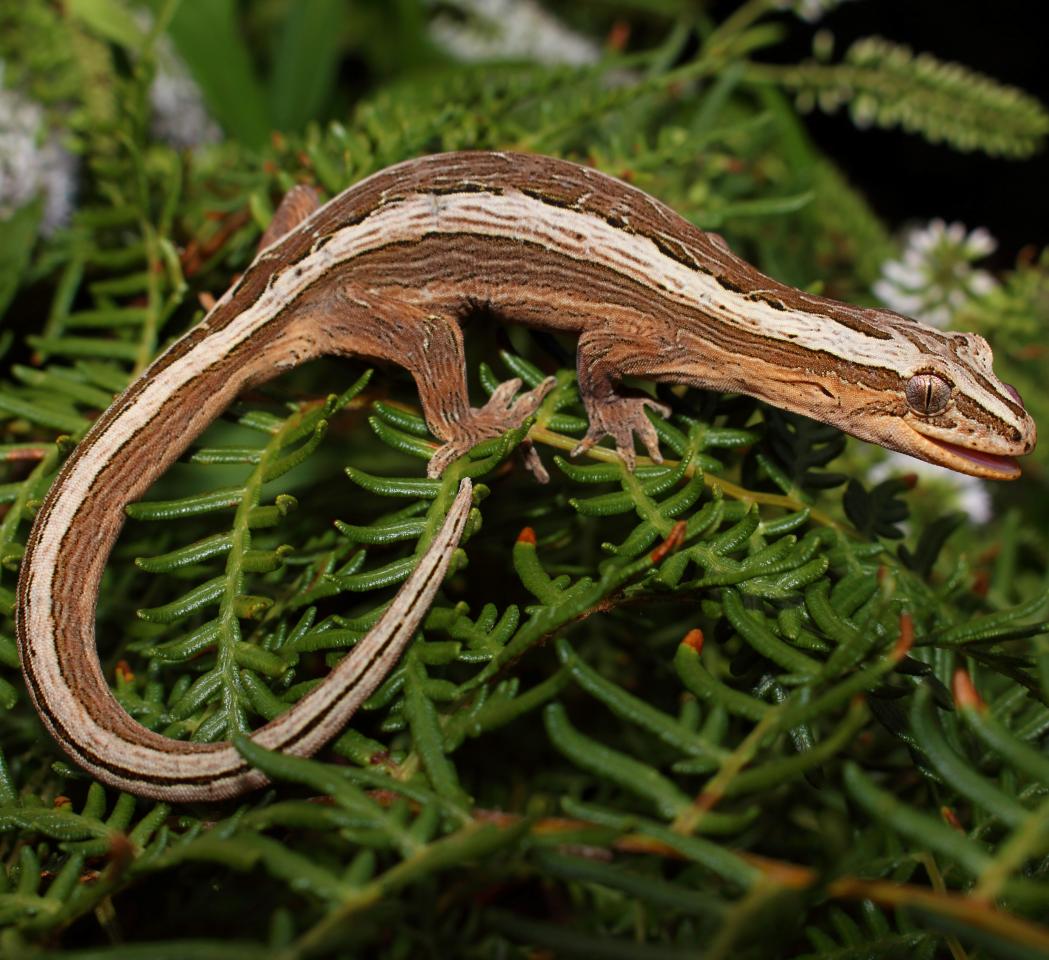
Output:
[266,0,347,133]
[753,409,847,494]
[0,199,42,320]
[1,0,1048,957]
[756,35,1049,158]
[0,0,118,137]
[163,0,271,147]
[843,476,911,541]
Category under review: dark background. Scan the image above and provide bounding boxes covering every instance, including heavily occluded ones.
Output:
[762,0,1048,264]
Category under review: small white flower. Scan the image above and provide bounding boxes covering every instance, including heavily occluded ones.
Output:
[135,12,222,148]
[965,227,996,258]
[968,271,997,296]
[149,59,222,149]
[773,0,861,24]
[0,80,77,234]
[429,0,600,66]
[873,218,999,327]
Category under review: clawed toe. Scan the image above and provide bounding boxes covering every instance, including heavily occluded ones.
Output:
[487,377,522,409]
[508,376,556,418]
[571,395,668,470]
[426,376,557,478]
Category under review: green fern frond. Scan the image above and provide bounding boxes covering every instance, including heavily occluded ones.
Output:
[753,36,1049,157]
[124,379,369,742]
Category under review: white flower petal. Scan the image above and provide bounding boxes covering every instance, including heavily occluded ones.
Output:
[902,248,928,270]
[968,271,998,296]
[965,226,997,257]
[924,305,952,327]
[0,85,77,232]
[430,0,600,66]
[883,260,926,287]
[873,282,923,314]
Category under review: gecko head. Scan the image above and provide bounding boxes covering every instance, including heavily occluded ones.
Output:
[675,316,1035,480]
[855,324,1036,480]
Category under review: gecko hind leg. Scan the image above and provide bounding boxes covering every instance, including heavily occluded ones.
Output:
[571,395,670,471]
[321,291,554,478]
[426,373,556,478]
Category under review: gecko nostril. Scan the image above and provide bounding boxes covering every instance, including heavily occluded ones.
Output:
[1004,382,1025,407]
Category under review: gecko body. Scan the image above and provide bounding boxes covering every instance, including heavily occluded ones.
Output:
[17,152,1036,800]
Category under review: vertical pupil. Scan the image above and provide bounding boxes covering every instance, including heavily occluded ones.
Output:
[907,375,949,413]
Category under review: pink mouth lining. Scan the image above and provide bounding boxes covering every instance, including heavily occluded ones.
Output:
[924,436,1020,479]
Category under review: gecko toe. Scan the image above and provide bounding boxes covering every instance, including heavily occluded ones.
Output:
[510,376,557,417]
[522,443,550,483]
[427,376,555,477]
[616,440,637,471]
[637,421,663,464]
[488,378,522,410]
[572,394,667,470]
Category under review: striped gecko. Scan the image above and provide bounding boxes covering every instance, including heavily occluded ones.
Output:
[17,152,1036,801]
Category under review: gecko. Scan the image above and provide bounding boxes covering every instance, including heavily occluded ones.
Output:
[16,152,1037,801]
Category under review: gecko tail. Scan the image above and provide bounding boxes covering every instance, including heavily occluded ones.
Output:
[250,478,474,763]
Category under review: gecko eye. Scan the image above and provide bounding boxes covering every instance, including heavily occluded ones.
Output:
[906,372,952,416]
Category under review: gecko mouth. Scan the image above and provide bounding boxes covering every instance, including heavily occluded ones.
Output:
[920,435,1021,480]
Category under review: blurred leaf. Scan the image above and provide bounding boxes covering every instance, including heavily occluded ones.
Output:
[756,36,1049,158]
[898,511,966,576]
[344,0,438,79]
[843,477,911,540]
[165,0,269,147]
[67,0,144,50]
[269,0,344,132]
[0,199,42,323]
[701,189,814,229]
[757,408,847,494]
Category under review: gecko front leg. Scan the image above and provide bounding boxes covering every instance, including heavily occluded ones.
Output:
[262,189,554,476]
[571,326,671,470]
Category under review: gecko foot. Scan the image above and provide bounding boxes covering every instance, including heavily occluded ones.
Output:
[427,376,557,478]
[571,396,670,471]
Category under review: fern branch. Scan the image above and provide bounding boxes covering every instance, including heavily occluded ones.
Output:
[750,37,1049,157]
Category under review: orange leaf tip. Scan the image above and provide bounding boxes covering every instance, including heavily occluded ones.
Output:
[650,520,687,564]
[952,668,985,711]
[892,613,914,660]
[682,628,704,653]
